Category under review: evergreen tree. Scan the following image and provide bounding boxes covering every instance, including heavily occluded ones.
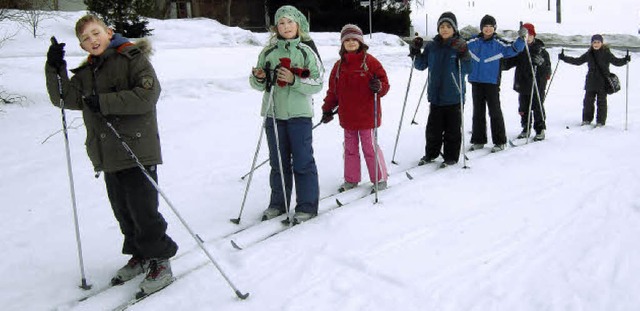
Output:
[83,0,154,38]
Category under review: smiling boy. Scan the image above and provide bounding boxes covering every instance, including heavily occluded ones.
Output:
[45,15,177,297]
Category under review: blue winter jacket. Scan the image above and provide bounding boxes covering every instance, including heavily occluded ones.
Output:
[413,35,472,106]
[467,34,525,84]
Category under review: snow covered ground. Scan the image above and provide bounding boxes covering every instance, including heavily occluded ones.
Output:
[1,7,640,311]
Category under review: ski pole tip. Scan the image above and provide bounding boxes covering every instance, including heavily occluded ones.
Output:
[229,218,240,225]
[236,290,250,300]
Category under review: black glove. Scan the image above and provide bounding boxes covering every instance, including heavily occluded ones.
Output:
[369,78,382,93]
[47,37,66,70]
[531,54,544,66]
[558,52,565,61]
[409,37,423,57]
[624,55,631,63]
[517,25,528,38]
[451,38,468,55]
[83,95,101,113]
[321,110,334,124]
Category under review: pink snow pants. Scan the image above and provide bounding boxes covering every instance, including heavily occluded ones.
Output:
[343,129,388,183]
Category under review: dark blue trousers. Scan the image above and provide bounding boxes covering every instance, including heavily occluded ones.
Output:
[265,117,319,215]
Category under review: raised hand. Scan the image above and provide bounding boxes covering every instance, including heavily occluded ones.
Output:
[47,36,66,70]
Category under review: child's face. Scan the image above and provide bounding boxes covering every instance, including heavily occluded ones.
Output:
[591,40,602,50]
[482,25,495,38]
[438,22,454,40]
[343,38,360,52]
[526,35,534,44]
[79,21,113,56]
[277,17,298,40]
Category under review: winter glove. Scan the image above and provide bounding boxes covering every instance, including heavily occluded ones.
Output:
[83,95,101,113]
[369,78,382,93]
[531,54,544,66]
[517,25,528,38]
[558,52,565,61]
[450,38,468,56]
[321,110,334,124]
[47,37,66,70]
[409,37,423,57]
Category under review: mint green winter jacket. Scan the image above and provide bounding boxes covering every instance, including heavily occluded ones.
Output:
[249,37,324,119]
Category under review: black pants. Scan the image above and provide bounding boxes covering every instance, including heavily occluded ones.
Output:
[104,165,178,259]
[471,83,506,145]
[518,91,546,133]
[583,90,608,125]
[425,104,462,163]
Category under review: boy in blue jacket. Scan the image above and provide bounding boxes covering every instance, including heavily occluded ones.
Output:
[410,12,472,168]
[467,15,527,152]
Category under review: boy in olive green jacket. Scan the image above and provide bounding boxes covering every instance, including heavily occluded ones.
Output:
[44,14,177,297]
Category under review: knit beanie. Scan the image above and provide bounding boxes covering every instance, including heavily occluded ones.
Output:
[274,5,310,40]
[591,34,603,43]
[522,23,536,37]
[340,24,364,44]
[437,12,458,34]
[480,14,497,30]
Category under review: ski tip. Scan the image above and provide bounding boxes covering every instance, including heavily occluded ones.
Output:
[236,290,250,300]
[405,172,414,180]
[229,218,241,225]
[230,240,243,250]
[135,291,148,300]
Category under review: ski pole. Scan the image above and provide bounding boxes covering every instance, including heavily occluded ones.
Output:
[625,49,629,131]
[239,120,324,180]
[410,70,429,125]
[544,49,561,101]
[373,76,380,203]
[451,61,468,169]
[268,68,292,224]
[51,37,92,291]
[233,62,275,224]
[521,23,545,124]
[99,114,249,299]
[391,55,415,164]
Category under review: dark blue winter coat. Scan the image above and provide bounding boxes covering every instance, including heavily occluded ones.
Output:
[413,35,472,106]
[467,33,525,84]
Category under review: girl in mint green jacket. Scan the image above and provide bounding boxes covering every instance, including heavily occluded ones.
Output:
[249,5,324,225]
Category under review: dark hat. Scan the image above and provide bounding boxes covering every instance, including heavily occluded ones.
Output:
[480,14,497,30]
[437,12,458,34]
[522,23,536,36]
[341,24,364,44]
[591,34,603,43]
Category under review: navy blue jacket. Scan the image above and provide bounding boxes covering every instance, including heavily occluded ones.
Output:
[467,33,525,84]
[413,35,472,106]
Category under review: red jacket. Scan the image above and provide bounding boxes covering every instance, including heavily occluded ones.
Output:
[322,51,390,130]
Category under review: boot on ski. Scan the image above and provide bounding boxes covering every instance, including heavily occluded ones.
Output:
[137,258,174,299]
[111,256,146,286]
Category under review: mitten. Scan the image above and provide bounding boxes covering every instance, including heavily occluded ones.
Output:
[321,110,334,124]
[276,58,292,87]
[517,25,528,38]
[409,37,423,57]
[83,95,100,113]
[47,37,66,70]
[451,38,468,55]
[558,52,565,61]
[531,54,544,66]
[369,78,382,93]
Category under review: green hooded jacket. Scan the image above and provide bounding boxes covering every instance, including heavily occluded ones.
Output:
[45,39,162,173]
[249,6,324,119]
